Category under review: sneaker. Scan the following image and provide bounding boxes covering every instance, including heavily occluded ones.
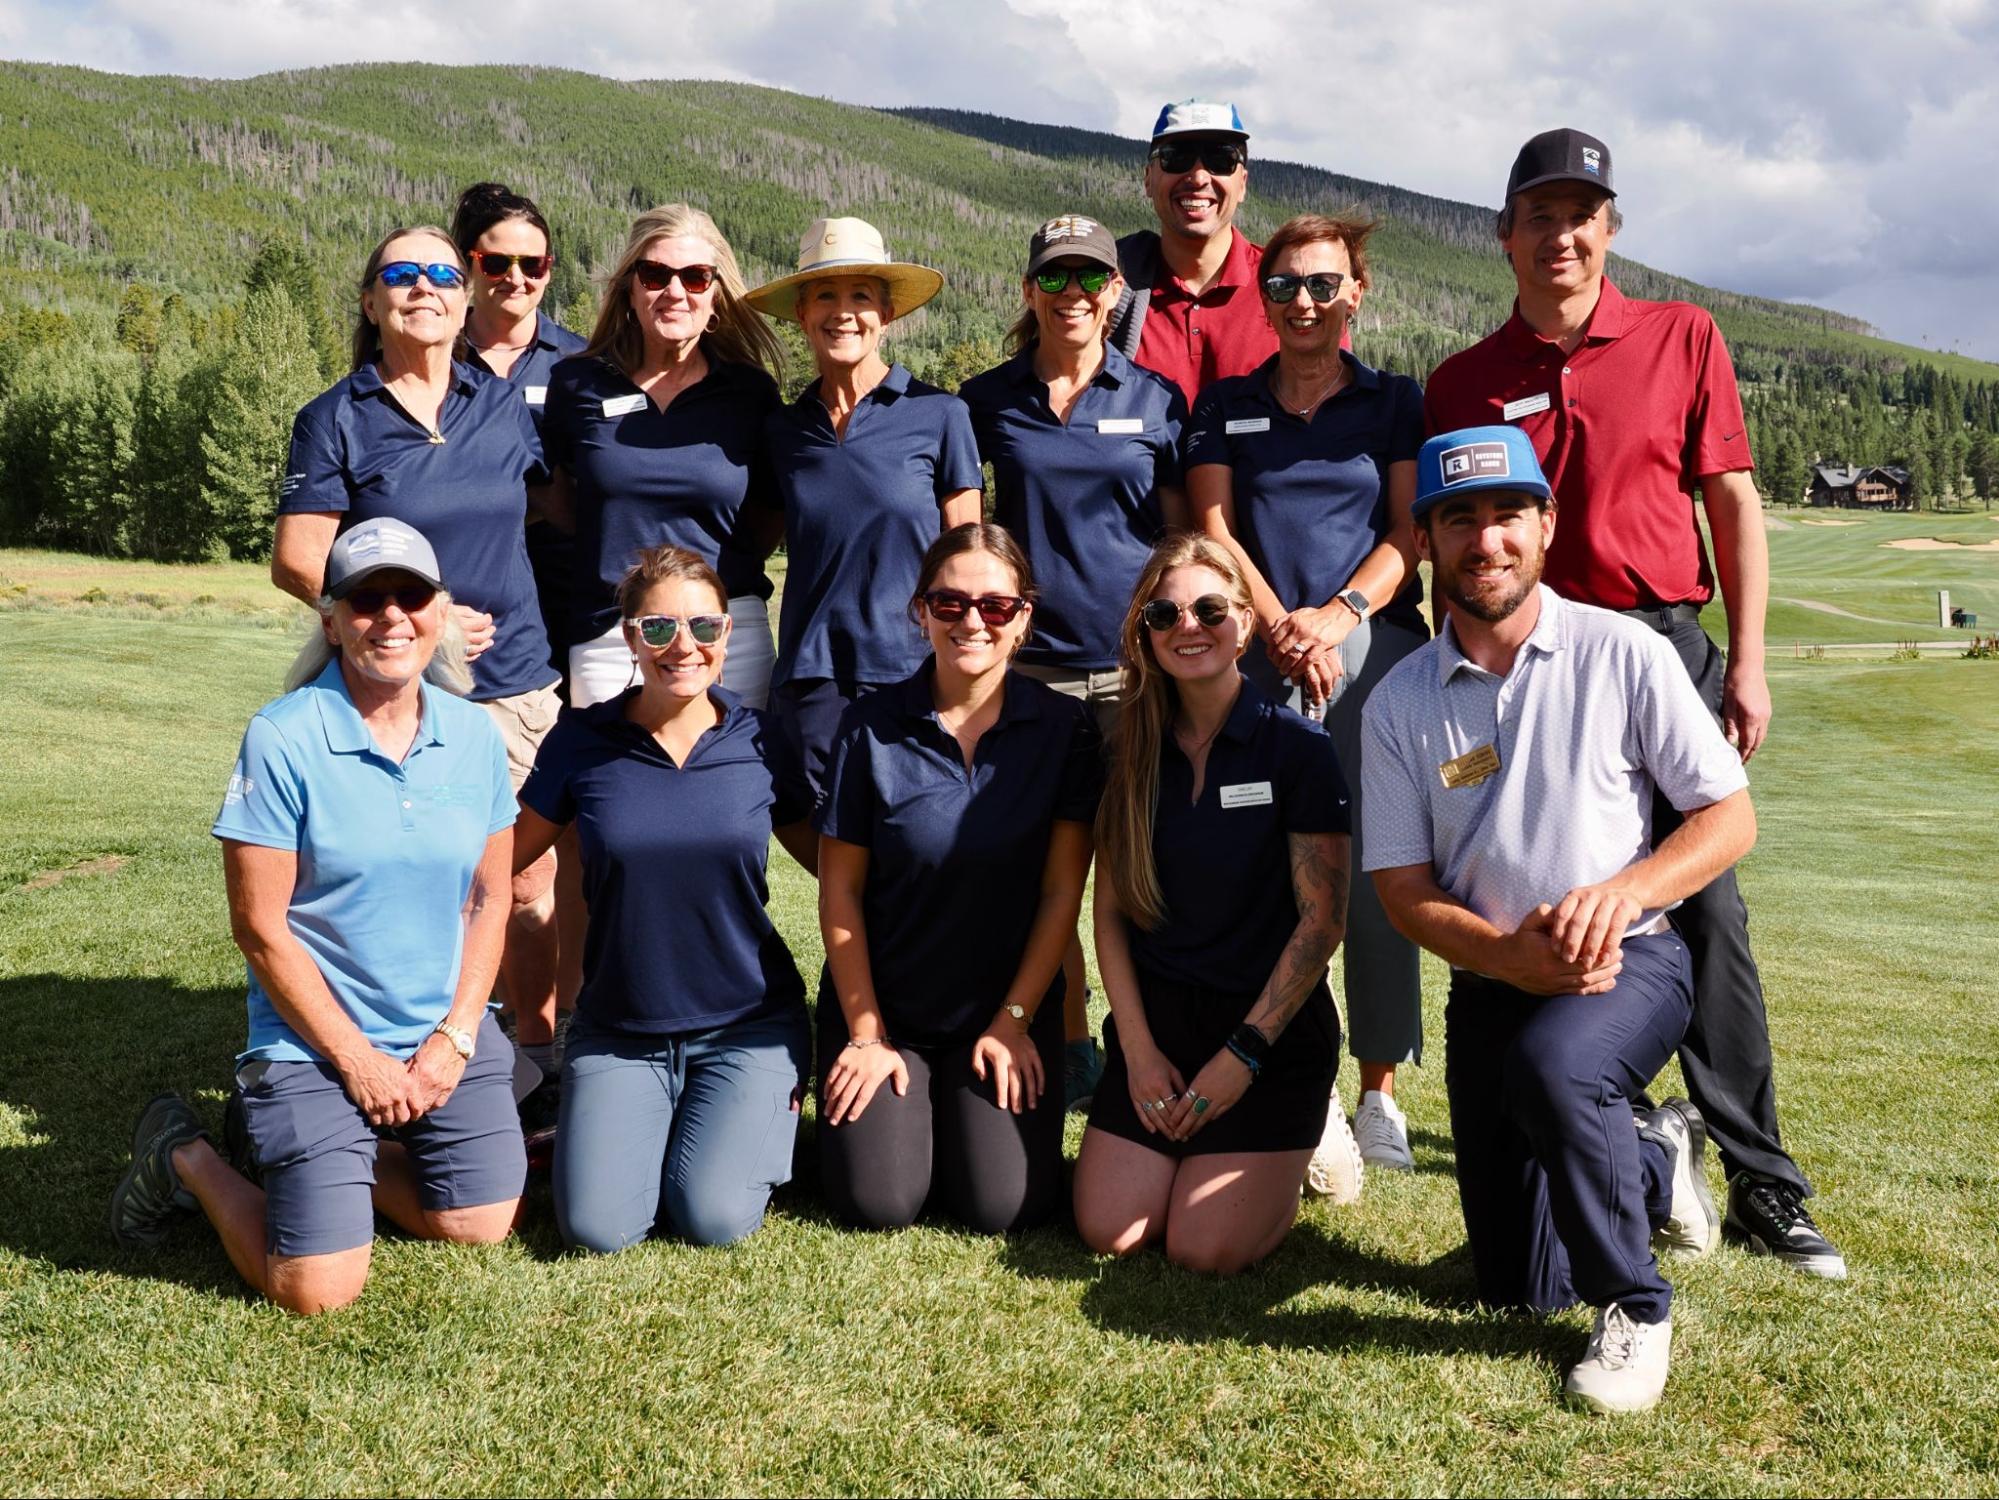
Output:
[110,1093,208,1249]
[1726,1176,1847,1279]
[1304,1084,1365,1204]
[1064,1037,1103,1113]
[1563,1304,1672,1414]
[1353,1089,1415,1171]
[1638,1097,1719,1257]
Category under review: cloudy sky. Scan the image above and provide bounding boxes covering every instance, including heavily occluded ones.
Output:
[4,0,1995,360]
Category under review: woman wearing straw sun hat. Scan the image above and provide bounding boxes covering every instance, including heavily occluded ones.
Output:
[747,217,984,803]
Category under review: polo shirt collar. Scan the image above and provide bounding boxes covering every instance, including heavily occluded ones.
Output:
[589,683,744,734]
[1244,350,1381,408]
[1499,276,1629,361]
[530,314,565,352]
[1437,585,1567,684]
[893,663,1045,729]
[310,658,446,757]
[350,360,481,401]
[1001,345,1130,392]
[791,361,913,421]
[1217,675,1266,745]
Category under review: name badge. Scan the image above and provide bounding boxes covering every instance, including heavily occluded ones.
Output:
[1097,418,1144,434]
[1225,417,1271,435]
[1502,391,1551,422]
[1438,743,1501,790]
[602,393,647,418]
[525,385,548,406]
[1220,781,1274,809]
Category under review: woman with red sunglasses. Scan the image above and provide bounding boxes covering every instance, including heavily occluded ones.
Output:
[814,523,1101,1234]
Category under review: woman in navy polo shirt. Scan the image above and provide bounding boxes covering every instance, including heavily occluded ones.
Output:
[745,217,983,800]
[959,213,1188,1111]
[539,204,788,711]
[1073,534,1350,1275]
[110,518,524,1315]
[816,523,1101,1233]
[513,545,814,1252]
[1184,212,1426,1185]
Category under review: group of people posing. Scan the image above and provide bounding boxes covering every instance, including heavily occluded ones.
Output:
[110,102,1844,1414]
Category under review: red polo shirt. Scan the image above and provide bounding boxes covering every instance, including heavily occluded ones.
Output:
[1423,278,1753,610]
[1135,230,1278,407]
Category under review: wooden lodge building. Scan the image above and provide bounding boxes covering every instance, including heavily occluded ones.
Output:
[1808,463,1914,510]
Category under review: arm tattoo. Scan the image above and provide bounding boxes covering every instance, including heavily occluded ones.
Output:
[1247,834,1350,1040]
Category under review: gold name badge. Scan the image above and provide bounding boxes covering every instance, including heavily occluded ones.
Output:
[1438,742,1501,790]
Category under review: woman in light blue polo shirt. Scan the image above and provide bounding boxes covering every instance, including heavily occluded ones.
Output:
[1184,211,1426,1190]
[110,519,525,1315]
[746,217,983,801]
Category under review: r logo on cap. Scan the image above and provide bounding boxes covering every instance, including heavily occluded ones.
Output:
[1441,441,1513,485]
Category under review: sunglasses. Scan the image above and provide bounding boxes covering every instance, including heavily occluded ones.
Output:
[344,583,438,615]
[626,613,727,648]
[472,252,553,280]
[1141,594,1235,632]
[1033,266,1114,295]
[1149,142,1246,176]
[1262,272,1347,305]
[376,261,466,290]
[633,261,718,294]
[922,590,1030,627]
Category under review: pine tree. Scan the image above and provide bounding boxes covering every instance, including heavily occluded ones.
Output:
[197,288,323,561]
[1967,430,1998,510]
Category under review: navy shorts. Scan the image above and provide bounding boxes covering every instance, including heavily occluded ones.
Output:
[237,1012,527,1258]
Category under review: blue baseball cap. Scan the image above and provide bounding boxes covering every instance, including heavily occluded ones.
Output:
[325,516,446,599]
[1150,99,1248,142]
[1414,426,1553,518]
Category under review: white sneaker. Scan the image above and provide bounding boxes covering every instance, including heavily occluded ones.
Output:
[1304,1084,1365,1204]
[1563,1304,1672,1414]
[1639,1098,1719,1257]
[1353,1089,1415,1170]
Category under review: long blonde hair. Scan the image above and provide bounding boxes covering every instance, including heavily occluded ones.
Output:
[582,204,785,381]
[284,590,473,697]
[1096,534,1255,931]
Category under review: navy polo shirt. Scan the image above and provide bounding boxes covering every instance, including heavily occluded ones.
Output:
[816,666,1104,1046]
[519,687,810,1037]
[467,313,588,433]
[1125,678,1350,992]
[541,355,782,640]
[766,364,983,687]
[959,345,1187,670]
[1184,353,1427,635]
[281,361,556,702]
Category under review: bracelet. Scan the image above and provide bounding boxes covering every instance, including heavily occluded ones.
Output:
[1227,1023,1273,1068]
[843,1038,888,1050]
[1224,1039,1263,1077]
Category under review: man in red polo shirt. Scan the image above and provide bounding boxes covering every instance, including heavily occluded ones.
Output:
[1424,127,1843,1279]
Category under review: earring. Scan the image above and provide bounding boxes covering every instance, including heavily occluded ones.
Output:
[707,314,719,331]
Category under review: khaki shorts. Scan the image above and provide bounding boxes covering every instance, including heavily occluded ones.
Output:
[479,682,562,791]
[1014,663,1124,737]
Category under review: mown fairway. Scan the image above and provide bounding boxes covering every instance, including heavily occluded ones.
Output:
[2,519,1996,1496]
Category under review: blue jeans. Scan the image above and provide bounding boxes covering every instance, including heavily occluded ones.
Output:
[554,1005,809,1252]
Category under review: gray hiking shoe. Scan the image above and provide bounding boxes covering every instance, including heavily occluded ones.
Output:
[110,1093,208,1249]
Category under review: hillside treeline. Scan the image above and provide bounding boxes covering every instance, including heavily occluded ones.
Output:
[0,63,1995,560]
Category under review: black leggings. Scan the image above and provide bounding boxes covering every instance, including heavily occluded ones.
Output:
[817,998,1065,1234]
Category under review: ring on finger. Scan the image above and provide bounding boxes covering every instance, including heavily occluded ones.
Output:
[1192,1095,1211,1115]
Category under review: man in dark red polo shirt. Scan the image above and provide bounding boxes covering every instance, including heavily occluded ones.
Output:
[1424,127,1843,1278]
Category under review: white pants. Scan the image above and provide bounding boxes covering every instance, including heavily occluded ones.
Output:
[567,594,776,710]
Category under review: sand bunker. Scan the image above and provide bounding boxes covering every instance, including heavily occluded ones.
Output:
[1800,518,1862,527]
[1881,538,1999,552]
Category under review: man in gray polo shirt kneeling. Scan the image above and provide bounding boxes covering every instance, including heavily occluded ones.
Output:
[1363,425,1758,1413]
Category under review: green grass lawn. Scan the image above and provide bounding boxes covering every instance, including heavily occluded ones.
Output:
[3,542,1997,1496]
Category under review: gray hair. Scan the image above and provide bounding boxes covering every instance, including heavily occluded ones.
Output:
[284,590,474,696]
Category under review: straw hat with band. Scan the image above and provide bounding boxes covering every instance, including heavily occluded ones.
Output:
[745,217,944,323]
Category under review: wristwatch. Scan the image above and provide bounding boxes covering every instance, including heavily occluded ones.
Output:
[1334,588,1370,622]
[1003,1003,1029,1027]
[432,1021,476,1060]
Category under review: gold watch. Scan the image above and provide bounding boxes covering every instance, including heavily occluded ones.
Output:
[432,1021,476,1060]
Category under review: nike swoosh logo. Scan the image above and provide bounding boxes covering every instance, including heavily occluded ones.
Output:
[1722,430,1742,442]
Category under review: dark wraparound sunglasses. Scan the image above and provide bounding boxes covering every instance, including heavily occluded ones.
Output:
[633,261,718,294]
[1033,266,1114,295]
[627,613,728,648]
[922,590,1030,626]
[345,584,438,615]
[1142,594,1234,632]
[473,252,553,279]
[377,261,466,290]
[1149,142,1246,176]
[1262,272,1347,305]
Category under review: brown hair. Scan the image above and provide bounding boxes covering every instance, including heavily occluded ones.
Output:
[908,521,1038,629]
[582,204,785,381]
[614,544,728,621]
[1260,212,1381,291]
[1095,532,1255,931]
[351,226,465,372]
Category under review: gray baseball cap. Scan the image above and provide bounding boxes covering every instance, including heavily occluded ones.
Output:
[325,517,445,600]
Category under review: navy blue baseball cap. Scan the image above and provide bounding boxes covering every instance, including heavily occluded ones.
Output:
[1414,426,1553,518]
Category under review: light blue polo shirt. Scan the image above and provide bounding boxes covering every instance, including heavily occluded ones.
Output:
[1359,587,1747,941]
[212,660,518,1064]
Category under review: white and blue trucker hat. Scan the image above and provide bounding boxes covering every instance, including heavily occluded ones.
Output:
[1150,99,1249,141]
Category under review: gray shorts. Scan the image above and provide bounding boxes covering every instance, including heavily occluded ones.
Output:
[237,1013,527,1258]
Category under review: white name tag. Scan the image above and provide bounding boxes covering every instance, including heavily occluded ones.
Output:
[602,393,647,418]
[1502,391,1551,421]
[1096,418,1144,434]
[525,385,548,406]
[1220,781,1274,809]
[1225,417,1272,435]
